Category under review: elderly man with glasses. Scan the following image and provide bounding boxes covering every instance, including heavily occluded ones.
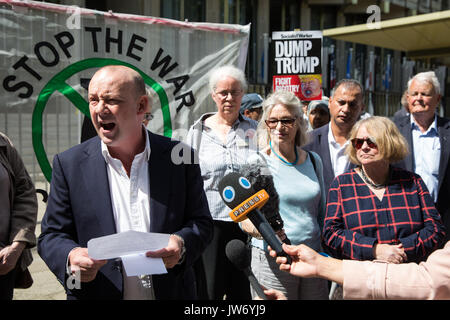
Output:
[393,71,450,245]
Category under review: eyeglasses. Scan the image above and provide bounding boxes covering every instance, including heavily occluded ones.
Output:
[351,137,377,150]
[265,118,297,129]
[215,90,242,99]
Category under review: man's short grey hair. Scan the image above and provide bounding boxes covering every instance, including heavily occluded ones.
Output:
[208,65,248,93]
[408,71,441,95]
[330,79,364,98]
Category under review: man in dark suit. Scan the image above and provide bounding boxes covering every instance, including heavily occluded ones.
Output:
[393,71,450,244]
[304,79,365,196]
[37,65,213,299]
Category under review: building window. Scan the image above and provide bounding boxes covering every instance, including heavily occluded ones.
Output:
[161,0,181,20]
[161,0,206,21]
[184,0,206,22]
[311,5,337,48]
[220,0,250,24]
[284,0,301,31]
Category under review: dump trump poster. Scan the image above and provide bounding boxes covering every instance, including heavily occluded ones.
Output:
[272,31,322,100]
[0,0,249,182]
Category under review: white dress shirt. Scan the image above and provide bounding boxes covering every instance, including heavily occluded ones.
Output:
[327,123,350,177]
[411,115,441,203]
[101,130,155,300]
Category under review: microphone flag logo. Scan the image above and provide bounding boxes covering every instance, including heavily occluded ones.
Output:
[239,177,251,189]
[222,186,236,203]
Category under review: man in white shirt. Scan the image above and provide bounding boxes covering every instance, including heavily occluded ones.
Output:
[394,71,450,244]
[38,65,213,299]
[304,79,366,195]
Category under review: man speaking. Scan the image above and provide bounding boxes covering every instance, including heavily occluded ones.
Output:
[37,65,213,299]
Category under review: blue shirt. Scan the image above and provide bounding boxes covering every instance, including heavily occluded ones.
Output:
[411,115,440,203]
[251,151,325,251]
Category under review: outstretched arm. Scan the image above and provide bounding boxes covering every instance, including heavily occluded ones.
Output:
[269,242,450,300]
[269,243,343,285]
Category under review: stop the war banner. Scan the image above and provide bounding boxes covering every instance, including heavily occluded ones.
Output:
[0,0,249,181]
[272,30,322,101]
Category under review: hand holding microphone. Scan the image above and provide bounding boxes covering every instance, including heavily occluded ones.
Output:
[218,172,292,264]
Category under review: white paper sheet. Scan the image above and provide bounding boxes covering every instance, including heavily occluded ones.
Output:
[121,253,167,276]
[87,230,170,260]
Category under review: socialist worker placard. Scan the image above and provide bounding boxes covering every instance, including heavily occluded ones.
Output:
[272,31,322,101]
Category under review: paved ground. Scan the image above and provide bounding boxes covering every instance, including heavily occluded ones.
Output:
[13,187,66,300]
[13,247,66,300]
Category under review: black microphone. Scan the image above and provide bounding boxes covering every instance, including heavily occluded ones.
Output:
[225,239,267,300]
[240,155,291,244]
[218,172,292,264]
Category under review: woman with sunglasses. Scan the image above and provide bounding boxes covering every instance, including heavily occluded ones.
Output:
[241,90,329,300]
[323,116,445,265]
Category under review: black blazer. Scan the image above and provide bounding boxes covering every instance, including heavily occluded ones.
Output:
[393,115,450,243]
[304,124,356,198]
[37,131,213,299]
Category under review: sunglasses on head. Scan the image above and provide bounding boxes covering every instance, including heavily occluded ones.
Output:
[265,117,297,129]
[351,137,377,150]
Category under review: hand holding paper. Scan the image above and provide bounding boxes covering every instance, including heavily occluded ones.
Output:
[87,231,172,277]
[88,231,171,260]
[146,234,185,269]
[69,247,107,282]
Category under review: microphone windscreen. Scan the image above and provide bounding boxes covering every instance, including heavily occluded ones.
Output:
[240,155,284,232]
[225,239,251,271]
[240,162,279,214]
[218,172,255,209]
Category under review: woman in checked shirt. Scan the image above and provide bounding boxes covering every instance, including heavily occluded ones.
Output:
[322,116,445,264]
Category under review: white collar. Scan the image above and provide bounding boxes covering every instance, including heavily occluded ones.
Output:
[101,126,151,162]
[327,123,349,148]
[410,114,438,134]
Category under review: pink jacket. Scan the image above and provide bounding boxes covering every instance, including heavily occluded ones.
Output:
[343,241,450,300]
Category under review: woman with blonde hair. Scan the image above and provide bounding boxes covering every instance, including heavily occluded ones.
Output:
[242,90,329,300]
[323,116,445,264]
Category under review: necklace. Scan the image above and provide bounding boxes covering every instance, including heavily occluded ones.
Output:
[269,140,298,166]
[359,166,388,189]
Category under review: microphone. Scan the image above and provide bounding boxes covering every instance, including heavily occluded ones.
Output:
[240,154,291,244]
[218,172,292,264]
[225,239,267,300]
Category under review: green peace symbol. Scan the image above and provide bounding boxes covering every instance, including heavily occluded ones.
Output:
[32,58,172,182]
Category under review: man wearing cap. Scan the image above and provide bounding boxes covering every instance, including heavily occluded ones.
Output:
[240,93,264,121]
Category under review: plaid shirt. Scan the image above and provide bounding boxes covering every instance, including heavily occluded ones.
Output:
[323,167,445,263]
